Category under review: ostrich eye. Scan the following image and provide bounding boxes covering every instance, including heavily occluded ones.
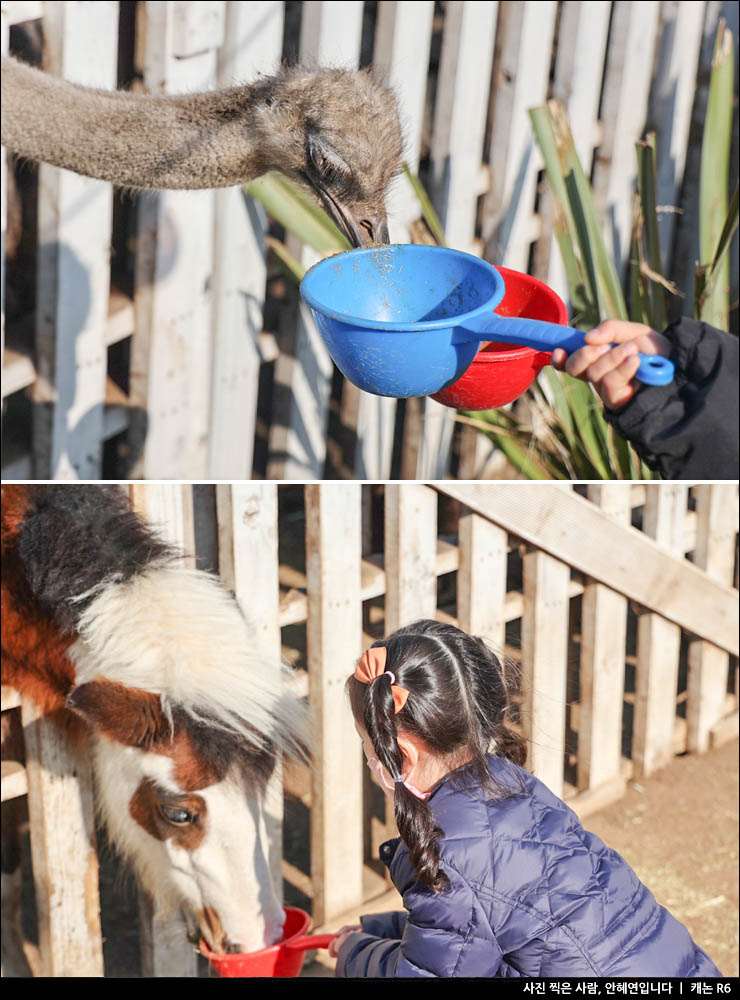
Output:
[161,805,195,825]
[306,133,351,183]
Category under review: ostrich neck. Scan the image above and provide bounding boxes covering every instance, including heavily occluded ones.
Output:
[1,58,268,190]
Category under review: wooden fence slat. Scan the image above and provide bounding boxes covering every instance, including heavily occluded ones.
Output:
[649,1,706,270]
[417,0,499,480]
[522,546,570,798]
[457,505,508,652]
[591,0,661,276]
[482,0,557,270]
[21,697,104,977]
[435,483,739,657]
[544,0,611,300]
[384,484,438,632]
[218,484,284,894]
[267,1,364,480]
[129,1,222,480]
[577,485,631,791]
[633,484,688,776]
[31,1,118,478]
[208,1,284,479]
[305,483,364,926]
[687,484,739,753]
[345,0,436,481]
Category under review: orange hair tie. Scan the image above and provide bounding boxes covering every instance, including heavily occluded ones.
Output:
[354,646,409,714]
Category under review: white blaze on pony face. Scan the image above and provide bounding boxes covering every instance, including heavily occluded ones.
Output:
[92,735,285,952]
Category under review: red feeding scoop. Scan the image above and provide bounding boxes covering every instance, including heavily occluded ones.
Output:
[430,266,568,411]
[200,907,336,978]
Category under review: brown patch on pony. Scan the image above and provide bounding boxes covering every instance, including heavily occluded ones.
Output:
[67,678,273,793]
[1,484,79,718]
[129,778,207,850]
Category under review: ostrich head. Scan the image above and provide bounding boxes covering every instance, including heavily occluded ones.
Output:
[248,67,404,246]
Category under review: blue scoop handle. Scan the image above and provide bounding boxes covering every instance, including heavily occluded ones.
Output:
[459,314,674,386]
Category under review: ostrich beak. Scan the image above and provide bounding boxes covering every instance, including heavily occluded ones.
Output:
[314,185,390,247]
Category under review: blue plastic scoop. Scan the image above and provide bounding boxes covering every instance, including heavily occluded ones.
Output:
[300,245,674,398]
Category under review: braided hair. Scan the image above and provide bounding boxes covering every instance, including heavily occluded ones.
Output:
[347,619,526,894]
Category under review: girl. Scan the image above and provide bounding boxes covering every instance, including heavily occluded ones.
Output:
[331,620,722,978]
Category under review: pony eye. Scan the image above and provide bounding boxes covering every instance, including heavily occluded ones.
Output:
[161,805,195,825]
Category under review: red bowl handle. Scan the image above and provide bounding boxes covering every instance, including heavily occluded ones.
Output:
[285,933,336,951]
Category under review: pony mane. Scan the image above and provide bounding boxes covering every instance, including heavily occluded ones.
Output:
[70,564,309,762]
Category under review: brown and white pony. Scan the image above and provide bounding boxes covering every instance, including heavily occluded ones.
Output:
[1,484,308,971]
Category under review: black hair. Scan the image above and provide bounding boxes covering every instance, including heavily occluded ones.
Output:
[347,619,526,894]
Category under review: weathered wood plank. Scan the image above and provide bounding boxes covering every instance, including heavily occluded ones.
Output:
[591,1,661,275]
[435,483,739,656]
[305,484,364,925]
[633,484,687,777]
[384,484,438,632]
[267,2,363,480]
[522,545,570,797]
[457,504,508,652]
[417,0,499,479]
[32,1,118,478]
[687,484,739,753]
[22,697,104,976]
[129,2,221,480]
[578,485,630,790]
[209,2,284,478]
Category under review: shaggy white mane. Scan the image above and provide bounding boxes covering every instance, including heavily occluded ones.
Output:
[69,565,308,758]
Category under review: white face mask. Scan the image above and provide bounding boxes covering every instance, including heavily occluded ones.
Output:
[366,756,430,801]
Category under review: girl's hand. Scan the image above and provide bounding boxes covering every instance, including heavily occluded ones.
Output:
[551,320,672,410]
[328,924,363,959]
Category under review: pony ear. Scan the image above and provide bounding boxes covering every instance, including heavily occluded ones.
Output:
[66,679,170,750]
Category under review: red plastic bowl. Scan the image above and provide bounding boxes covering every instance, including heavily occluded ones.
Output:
[200,906,335,978]
[431,266,568,410]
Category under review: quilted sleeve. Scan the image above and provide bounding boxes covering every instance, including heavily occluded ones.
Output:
[339,865,515,978]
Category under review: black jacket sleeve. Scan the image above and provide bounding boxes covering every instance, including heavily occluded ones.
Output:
[605,317,739,479]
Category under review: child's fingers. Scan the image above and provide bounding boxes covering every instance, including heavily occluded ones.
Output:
[584,320,656,347]
[560,343,612,378]
[598,354,642,409]
[576,341,638,384]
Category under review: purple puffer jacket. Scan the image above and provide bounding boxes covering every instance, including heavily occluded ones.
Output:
[337,756,721,978]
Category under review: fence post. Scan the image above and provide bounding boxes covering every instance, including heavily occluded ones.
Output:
[31,1,118,478]
[267,2,363,480]
[577,485,631,791]
[417,0,500,480]
[129,1,223,480]
[457,503,508,652]
[305,483,364,926]
[208,1,284,478]
[687,484,739,752]
[21,698,104,976]
[632,483,688,777]
[384,484,438,632]
[521,545,570,798]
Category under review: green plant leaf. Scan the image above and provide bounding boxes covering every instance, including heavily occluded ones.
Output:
[635,135,667,330]
[246,172,350,255]
[403,163,447,246]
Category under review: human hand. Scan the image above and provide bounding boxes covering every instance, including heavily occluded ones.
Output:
[328,924,363,959]
[551,320,672,410]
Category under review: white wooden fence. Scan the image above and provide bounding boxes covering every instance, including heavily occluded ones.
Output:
[2,481,738,975]
[1,1,737,481]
